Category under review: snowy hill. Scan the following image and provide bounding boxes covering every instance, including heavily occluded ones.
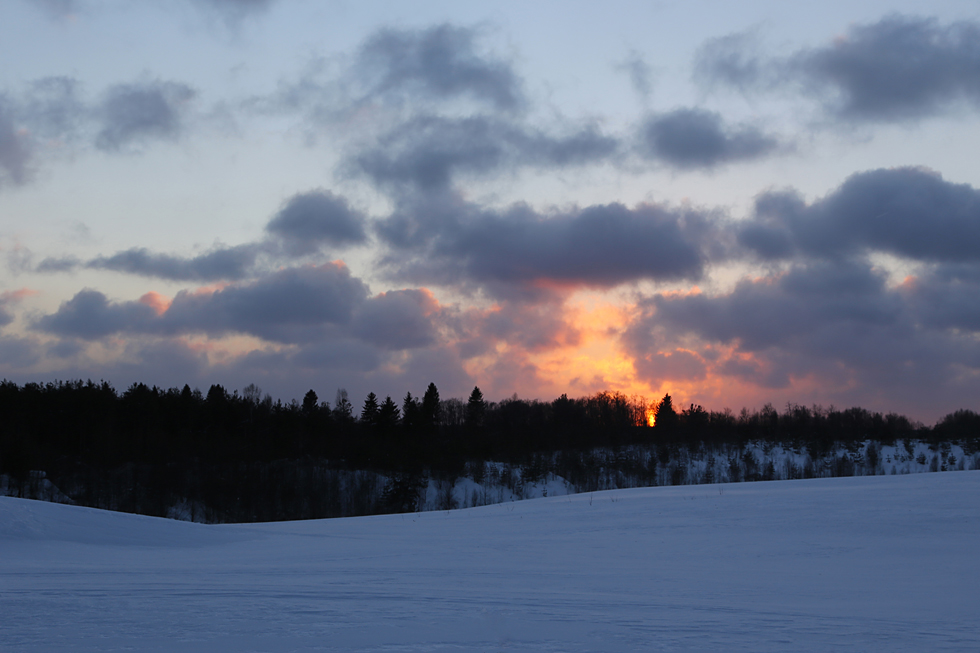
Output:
[2,472,978,651]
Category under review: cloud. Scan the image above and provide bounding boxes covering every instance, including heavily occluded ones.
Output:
[266,190,368,254]
[24,0,77,20]
[902,264,980,333]
[693,30,764,93]
[35,256,82,273]
[0,98,31,187]
[35,263,370,344]
[617,51,654,99]
[95,80,196,151]
[38,188,372,281]
[0,335,43,368]
[351,289,440,350]
[637,108,780,168]
[20,76,84,141]
[462,300,580,353]
[350,114,618,191]
[645,261,902,351]
[34,289,160,340]
[739,167,980,263]
[0,75,199,181]
[87,244,263,281]
[355,24,525,111]
[697,15,980,122]
[632,349,708,385]
[0,289,34,328]
[159,262,370,342]
[191,0,276,17]
[376,195,710,296]
[623,258,980,414]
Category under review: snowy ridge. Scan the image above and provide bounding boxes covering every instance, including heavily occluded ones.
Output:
[1,471,978,651]
[416,440,978,513]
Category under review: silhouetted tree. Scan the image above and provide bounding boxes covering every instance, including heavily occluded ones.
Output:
[360,392,380,426]
[465,386,486,428]
[420,382,441,431]
[302,389,319,414]
[654,393,678,433]
[377,396,400,433]
[333,388,353,423]
[402,392,420,431]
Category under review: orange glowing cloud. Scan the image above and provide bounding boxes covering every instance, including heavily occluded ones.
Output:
[1,288,39,302]
[138,292,171,315]
[483,292,657,401]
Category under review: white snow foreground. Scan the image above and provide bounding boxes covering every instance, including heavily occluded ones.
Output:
[1,473,978,652]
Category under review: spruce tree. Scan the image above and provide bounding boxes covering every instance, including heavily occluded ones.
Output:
[420,383,441,431]
[465,386,486,428]
[360,392,380,426]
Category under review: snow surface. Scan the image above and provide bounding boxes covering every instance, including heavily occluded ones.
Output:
[2,472,978,652]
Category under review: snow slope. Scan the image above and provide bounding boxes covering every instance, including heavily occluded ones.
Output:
[2,472,978,652]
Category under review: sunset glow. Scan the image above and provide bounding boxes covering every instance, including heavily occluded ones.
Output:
[0,3,978,424]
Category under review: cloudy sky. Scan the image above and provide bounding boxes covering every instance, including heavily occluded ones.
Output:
[2,0,979,422]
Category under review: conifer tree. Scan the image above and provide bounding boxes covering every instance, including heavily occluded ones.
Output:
[378,395,400,432]
[402,392,420,431]
[465,386,486,428]
[655,393,678,432]
[360,392,380,426]
[420,382,441,431]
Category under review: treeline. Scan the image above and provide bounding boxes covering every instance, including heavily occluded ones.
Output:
[1,379,978,521]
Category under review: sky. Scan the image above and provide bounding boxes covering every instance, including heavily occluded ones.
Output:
[1,0,979,423]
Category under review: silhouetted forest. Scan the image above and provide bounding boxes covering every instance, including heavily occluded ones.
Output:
[1,379,978,522]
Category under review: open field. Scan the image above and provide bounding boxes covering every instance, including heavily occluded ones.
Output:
[2,471,978,651]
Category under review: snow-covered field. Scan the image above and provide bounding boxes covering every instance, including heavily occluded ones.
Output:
[2,472,978,652]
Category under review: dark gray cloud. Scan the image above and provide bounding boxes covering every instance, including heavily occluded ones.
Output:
[356,24,524,111]
[638,108,780,168]
[87,244,262,281]
[291,338,384,373]
[35,289,160,340]
[55,190,368,281]
[0,335,42,368]
[739,167,980,263]
[351,289,439,350]
[351,114,618,191]
[376,195,710,296]
[0,98,31,187]
[38,190,369,281]
[697,15,980,122]
[266,190,368,254]
[34,263,371,343]
[159,263,370,342]
[95,80,196,151]
[903,263,980,333]
[0,302,15,328]
[644,261,902,351]
[36,256,82,273]
[623,259,980,414]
